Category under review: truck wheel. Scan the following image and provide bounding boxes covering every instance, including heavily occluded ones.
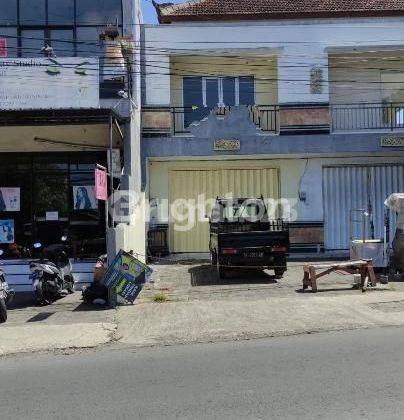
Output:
[217,264,227,279]
[0,298,7,323]
[389,261,398,281]
[211,252,217,266]
[274,268,285,278]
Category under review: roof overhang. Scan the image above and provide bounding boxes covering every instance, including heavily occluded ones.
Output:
[0,108,127,127]
[153,0,404,24]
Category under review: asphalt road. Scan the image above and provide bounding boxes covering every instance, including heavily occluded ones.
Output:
[1,328,404,420]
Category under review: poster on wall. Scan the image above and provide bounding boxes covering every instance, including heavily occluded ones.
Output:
[0,219,14,244]
[0,188,20,212]
[73,186,98,210]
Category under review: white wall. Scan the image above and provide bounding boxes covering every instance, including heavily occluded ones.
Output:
[143,17,404,105]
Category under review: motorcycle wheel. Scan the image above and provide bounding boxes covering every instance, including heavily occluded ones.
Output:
[34,282,48,305]
[65,276,75,294]
[0,298,7,323]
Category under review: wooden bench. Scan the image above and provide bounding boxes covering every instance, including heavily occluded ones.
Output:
[302,260,377,293]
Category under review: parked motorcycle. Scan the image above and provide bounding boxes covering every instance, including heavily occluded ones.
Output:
[29,238,75,305]
[0,250,14,323]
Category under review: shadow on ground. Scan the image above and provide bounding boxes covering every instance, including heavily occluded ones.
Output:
[73,302,112,312]
[7,292,36,310]
[189,264,278,287]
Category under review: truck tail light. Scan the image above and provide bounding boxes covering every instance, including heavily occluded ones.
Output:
[271,246,287,252]
[222,248,238,255]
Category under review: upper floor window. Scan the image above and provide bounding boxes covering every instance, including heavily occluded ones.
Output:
[0,0,123,58]
[20,0,46,25]
[0,0,122,26]
[1,1,17,25]
[182,76,255,128]
[48,0,75,25]
[184,76,255,108]
[77,0,122,25]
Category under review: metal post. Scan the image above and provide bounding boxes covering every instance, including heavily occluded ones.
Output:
[109,114,114,227]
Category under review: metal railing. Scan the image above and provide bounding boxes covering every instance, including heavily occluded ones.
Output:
[331,102,404,132]
[171,105,279,135]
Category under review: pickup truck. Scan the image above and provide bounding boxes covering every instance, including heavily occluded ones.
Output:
[209,198,289,279]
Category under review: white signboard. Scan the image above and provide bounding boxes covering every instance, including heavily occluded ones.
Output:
[46,211,59,221]
[0,57,99,109]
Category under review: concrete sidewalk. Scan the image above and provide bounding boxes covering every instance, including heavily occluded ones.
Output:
[116,262,404,347]
[2,261,404,356]
[0,293,117,356]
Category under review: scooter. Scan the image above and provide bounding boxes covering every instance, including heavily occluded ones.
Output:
[29,238,75,305]
[0,250,14,323]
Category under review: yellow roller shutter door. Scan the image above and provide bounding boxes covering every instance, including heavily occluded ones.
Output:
[169,168,279,252]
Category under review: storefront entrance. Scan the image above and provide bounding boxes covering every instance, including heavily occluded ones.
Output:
[323,164,404,250]
[0,152,108,259]
[169,167,279,252]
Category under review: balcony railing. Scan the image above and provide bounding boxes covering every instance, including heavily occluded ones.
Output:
[331,102,404,133]
[172,105,279,135]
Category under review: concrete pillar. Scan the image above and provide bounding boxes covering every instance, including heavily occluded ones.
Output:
[107,0,147,263]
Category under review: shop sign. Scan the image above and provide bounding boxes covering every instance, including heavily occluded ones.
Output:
[102,250,153,303]
[0,39,6,58]
[95,168,107,201]
[214,139,241,151]
[381,136,404,147]
[0,57,99,110]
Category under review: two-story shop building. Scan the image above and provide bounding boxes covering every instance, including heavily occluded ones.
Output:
[141,0,404,256]
[0,0,142,290]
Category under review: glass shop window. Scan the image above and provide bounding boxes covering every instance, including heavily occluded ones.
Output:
[33,155,69,171]
[33,174,69,220]
[49,29,74,57]
[0,1,18,25]
[76,0,123,25]
[20,0,46,25]
[20,29,45,57]
[0,172,32,258]
[48,0,75,25]
[76,27,103,57]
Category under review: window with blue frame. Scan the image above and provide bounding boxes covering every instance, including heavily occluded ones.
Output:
[0,0,123,58]
[0,0,124,97]
[183,76,255,128]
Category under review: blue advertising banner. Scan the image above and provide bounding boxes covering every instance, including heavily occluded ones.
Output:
[102,250,153,303]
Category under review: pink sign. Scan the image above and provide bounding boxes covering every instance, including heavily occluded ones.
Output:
[95,168,107,201]
[0,39,7,58]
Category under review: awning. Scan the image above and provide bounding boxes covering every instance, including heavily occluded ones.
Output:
[0,108,127,127]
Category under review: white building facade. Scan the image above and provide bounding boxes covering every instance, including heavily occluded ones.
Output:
[141,1,404,255]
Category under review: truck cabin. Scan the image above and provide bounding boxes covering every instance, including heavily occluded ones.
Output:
[210,198,269,225]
